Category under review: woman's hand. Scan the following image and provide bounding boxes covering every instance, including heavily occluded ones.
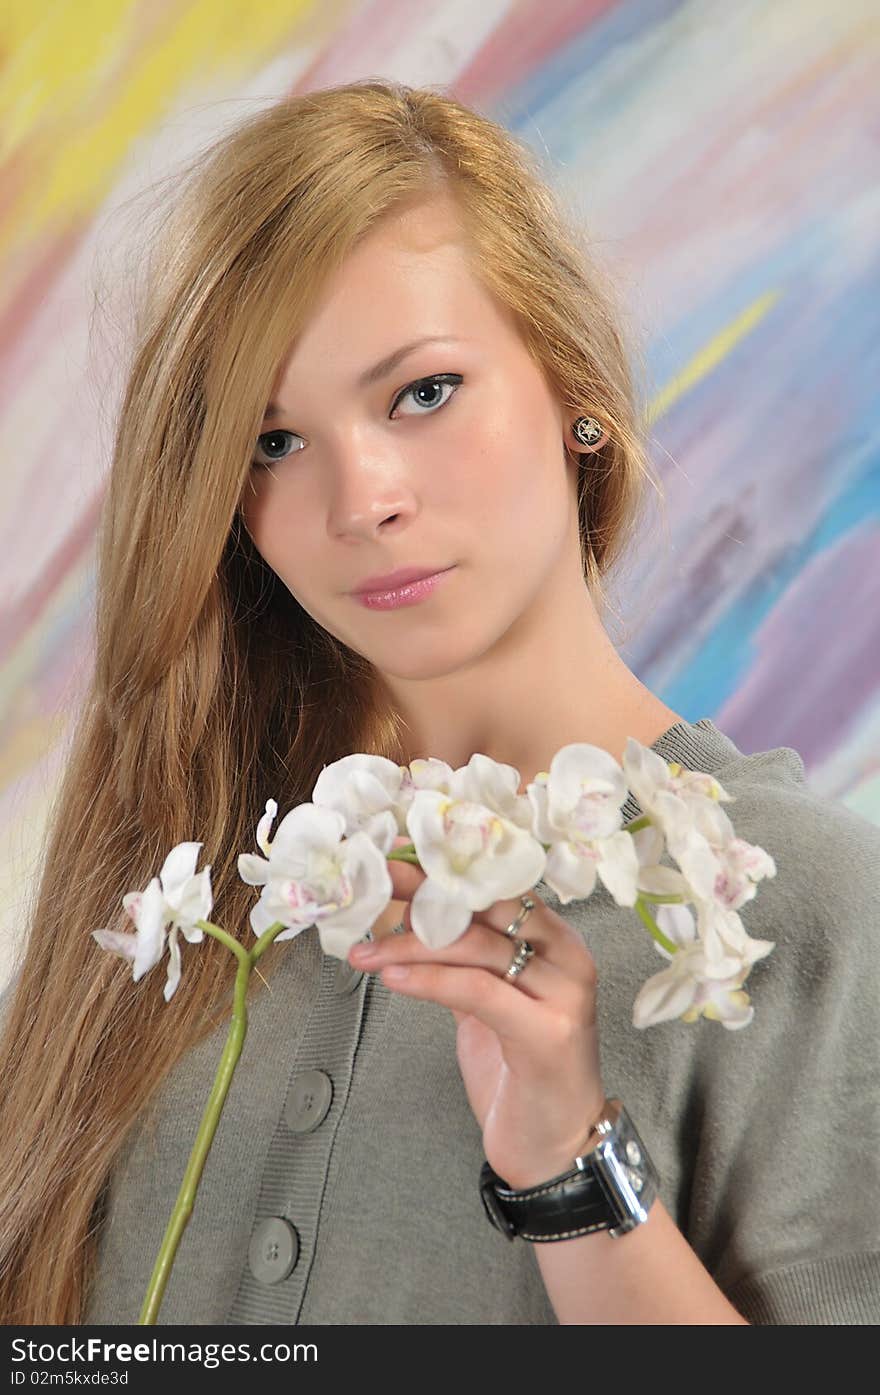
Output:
[348,853,606,1190]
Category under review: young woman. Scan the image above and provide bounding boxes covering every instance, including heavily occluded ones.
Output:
[1,80,877,1327]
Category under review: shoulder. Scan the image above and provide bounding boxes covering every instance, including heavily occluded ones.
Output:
[707,734,879,954]
[603,723,880,1318]
[663,735,880,1318]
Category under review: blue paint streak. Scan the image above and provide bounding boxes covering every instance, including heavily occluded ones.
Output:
[488,0,689,135]
[655,445,880,718]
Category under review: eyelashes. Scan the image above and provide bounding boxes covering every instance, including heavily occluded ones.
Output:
[251,372,464,471]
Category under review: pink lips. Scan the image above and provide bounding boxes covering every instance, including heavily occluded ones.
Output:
[352,565,456,610]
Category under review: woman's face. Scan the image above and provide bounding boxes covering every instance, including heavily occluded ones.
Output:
[240,193,580,683]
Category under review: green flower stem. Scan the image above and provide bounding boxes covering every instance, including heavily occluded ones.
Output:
[622,815,651,834]
[632,896,678,956]
[138,917,286,1325]
[251,921,289,964]
[638,891,686,904]
[387,845,422,865]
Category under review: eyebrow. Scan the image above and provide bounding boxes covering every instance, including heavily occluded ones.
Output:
[261,335,462,422]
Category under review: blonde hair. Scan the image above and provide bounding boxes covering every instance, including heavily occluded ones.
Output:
[0,78,655,1323]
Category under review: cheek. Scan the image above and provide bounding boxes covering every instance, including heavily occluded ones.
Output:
[454,399,568,543]
[241,476,321,587]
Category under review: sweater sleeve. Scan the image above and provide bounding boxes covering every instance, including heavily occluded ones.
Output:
[676,757,880,1324]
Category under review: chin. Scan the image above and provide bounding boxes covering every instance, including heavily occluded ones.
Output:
[370,623,488,680]
[370,647,469,683]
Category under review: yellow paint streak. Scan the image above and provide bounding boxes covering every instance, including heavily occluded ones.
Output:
[647,290,781,425]
[0,0,326,267]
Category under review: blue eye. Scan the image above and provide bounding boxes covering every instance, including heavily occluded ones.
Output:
[392,373,463,417]
[252,427,305,469]
[251,373,463,471]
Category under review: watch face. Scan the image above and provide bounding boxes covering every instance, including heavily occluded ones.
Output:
[589,1104,659,1236]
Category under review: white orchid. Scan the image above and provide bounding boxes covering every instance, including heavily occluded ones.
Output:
[685,798,776,909]
[238,799,393,959]
[407,756,456,794]
[310,752,467,855]
[311,754,406,853]
[526,743,639,905]
[92,842,211,1001]
[623,739,734,819]
[648,788,777,913]
[405,787,547,948]
[91,743,777,1036]
[450,752,535,830]
[632,901,774,1030]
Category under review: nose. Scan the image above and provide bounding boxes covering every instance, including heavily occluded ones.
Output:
[325,436,418,540]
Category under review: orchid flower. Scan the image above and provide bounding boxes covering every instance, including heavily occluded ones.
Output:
[405,786,547,948]
[526,743,640,906]
[311,751,463,854]
[92,842,211,1000]
[632,901,775,1030]
[450,752,535,830]
[622,739,734,819]
[237,799,393,959]
[311,754,406,853]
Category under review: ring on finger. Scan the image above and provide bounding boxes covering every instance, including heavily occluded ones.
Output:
[503,895,535,938]
[504,937,536,982]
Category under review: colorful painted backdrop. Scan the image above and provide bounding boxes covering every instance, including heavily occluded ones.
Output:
[1,0,877,983]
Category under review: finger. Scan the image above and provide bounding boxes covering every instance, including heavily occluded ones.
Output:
[469,891,597,983]
[383,856,594,983]
[352,920,585,1010]
[377,960,572,1060]
[384,852,426,902]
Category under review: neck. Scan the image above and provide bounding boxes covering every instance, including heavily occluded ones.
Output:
[381,540,682,788]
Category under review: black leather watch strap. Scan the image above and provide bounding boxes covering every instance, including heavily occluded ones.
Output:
[479,1159,617,1242]
[479,1099,659,1242]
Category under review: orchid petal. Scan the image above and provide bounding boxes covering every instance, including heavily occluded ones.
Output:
[163,928,182,1002]
[543,744,627,841]
[596,830,641,907]
[238,852,272,886]
[632,962,699,1028]
[525,776,555,843]
[131,878,169,982]
[408,757,455,793]
[654,902,697,951]
[450,753,532,828]
[158,842,203,895]
[267,803,348,869]
[92,928,138,962]
[409,876,474,949]
[541,838,600,903]
[170,868,212,937]
[636,864,689,898]
[256,799,278,857]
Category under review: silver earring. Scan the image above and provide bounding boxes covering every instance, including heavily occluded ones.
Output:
[572,416,609,450]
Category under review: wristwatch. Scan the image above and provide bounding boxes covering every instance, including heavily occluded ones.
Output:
[479,1098,659,1242]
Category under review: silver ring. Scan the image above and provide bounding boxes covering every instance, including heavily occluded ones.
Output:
[504,938,536,981]
[503,895,535,938]
[364,920,406,943]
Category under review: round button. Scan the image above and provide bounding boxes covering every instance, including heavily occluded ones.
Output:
[248,1217,299,1285]
[284,1069,333,1134]
[333,959,364,995]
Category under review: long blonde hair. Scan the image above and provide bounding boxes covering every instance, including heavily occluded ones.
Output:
[0,79,655,1323]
